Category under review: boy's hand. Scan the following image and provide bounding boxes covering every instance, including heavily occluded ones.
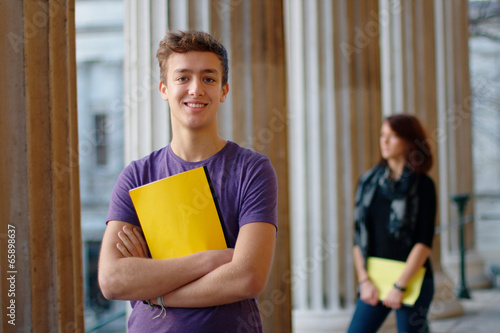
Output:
[116,225,149,258]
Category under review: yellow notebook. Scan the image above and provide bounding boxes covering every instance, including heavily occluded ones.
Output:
[129,166,227,259]
[366,257,426,306]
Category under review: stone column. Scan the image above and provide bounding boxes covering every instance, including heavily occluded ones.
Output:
[434,0,490,292]
[286,0,483,330]
[0,0,84,332]
[286,1,384,331]
[123,1,292,332]
[124,0,170,162]
[379,0,464,319]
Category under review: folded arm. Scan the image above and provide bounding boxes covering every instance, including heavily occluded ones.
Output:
[116,221,276,307]
[98,220,234,301]
[159,222,276,307]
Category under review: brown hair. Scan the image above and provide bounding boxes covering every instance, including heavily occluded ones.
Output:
[156,30,229,86]
[379,114,433,174]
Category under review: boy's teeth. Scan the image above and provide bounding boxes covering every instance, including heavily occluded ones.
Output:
[187,103,204,108]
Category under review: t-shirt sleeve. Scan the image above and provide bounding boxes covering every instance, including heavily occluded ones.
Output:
[238,157,278,230]
[106,163,141,226]
[414,175,437,248]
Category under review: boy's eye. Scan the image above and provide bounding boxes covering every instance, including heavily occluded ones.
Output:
[204,77,216,83]
[177,76,188,82]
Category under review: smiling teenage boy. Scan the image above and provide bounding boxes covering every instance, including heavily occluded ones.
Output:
[98,30,278,332]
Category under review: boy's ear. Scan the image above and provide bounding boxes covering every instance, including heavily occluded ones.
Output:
[220,83,229,103]
[159,81,168,101]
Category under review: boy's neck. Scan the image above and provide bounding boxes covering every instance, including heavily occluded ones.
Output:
[170,132,227,162]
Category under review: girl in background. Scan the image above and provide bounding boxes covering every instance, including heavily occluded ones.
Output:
[348,114,436,333]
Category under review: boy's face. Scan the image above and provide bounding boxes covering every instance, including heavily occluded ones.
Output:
[159,51,229,132]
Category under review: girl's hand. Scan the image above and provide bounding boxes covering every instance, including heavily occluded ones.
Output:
[359,280,379,306]
[382,287,404,309]
[116,225,149,258]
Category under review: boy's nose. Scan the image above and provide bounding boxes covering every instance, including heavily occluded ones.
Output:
[188,80,204,97]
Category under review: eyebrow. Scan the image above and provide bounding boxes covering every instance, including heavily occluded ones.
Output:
[173,68,219,75]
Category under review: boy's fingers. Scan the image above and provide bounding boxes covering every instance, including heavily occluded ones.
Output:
[118,231,138,257]
[116,243,131,257]
[133,227,149,257]
[123,226,144,255]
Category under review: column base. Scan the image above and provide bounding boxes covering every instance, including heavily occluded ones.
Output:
[443,250,492,289]
[429,270,464,320]
[292,309,396,333]
[293,309,352,333]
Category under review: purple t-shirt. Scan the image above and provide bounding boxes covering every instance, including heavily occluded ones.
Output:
[106,141,278,333]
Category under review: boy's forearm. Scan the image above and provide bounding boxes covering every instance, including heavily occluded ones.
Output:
[99,251,225,301]
[161,222,276,308]
[159,261,258,307]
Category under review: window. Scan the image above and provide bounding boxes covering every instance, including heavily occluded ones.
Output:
[76,0,126,331]
[95,114,108,166]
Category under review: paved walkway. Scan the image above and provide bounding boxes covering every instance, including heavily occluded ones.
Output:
[429,288,500,333]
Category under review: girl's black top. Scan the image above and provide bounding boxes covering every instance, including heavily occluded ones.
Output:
[366,174,436,279]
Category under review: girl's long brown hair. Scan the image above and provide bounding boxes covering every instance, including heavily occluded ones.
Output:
[379,114,433,174]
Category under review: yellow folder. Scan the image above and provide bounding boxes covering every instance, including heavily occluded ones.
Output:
[129,166,227,259]
[366,257,426,306]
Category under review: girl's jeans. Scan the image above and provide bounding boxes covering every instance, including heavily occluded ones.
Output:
[347,278,434,333]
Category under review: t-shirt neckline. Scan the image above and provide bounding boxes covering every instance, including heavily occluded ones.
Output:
[167,140,232,166]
